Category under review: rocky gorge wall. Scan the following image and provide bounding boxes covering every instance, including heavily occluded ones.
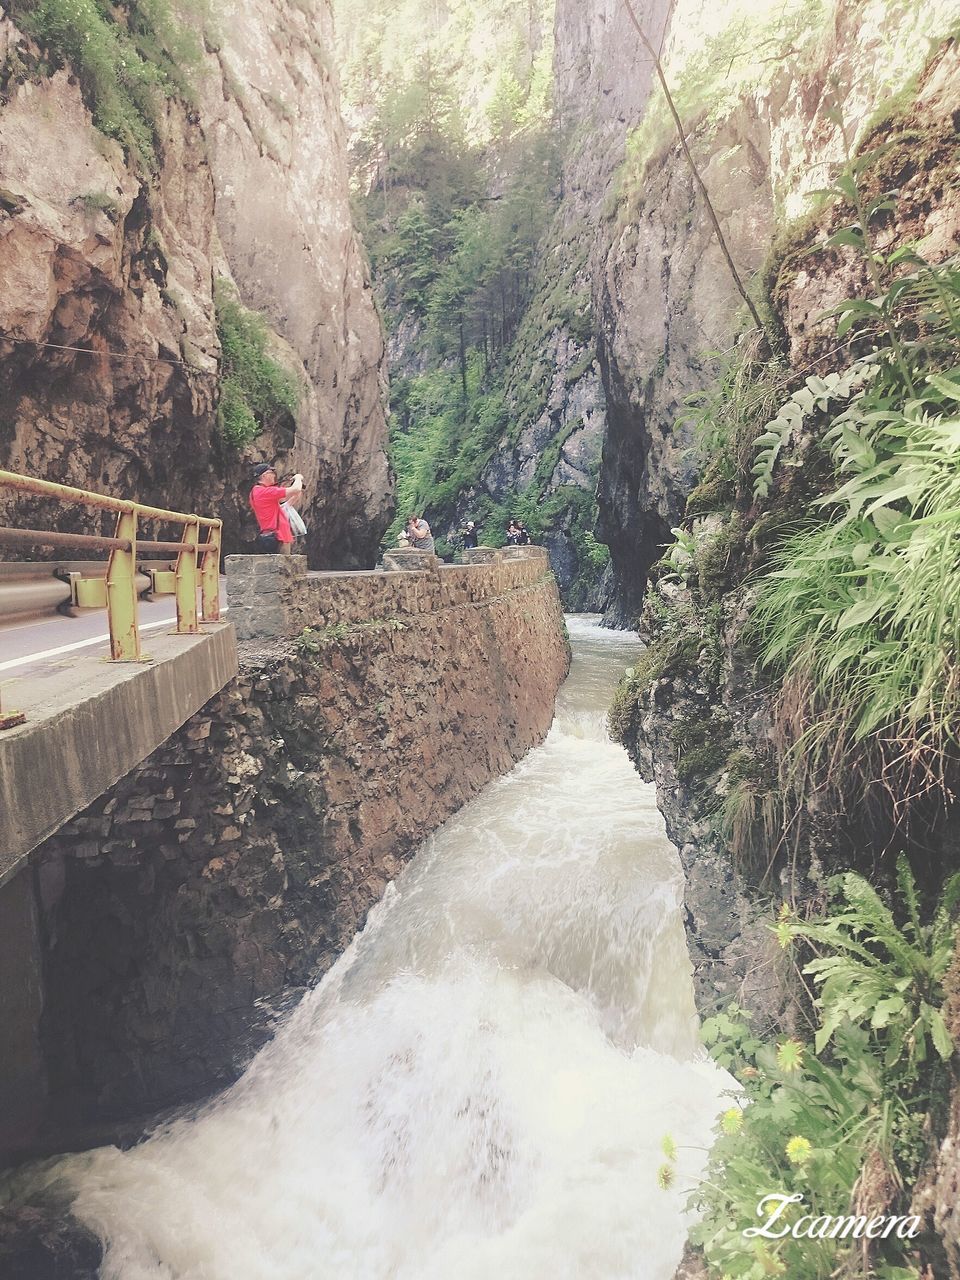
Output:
[16,550,568,1154]
[603,6,960,1014]
[557,0,959,623]
[533,0,960,1016]
[588,8,960,1269]
[0,0,390,564]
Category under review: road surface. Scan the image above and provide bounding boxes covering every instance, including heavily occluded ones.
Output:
[0,591,229,680]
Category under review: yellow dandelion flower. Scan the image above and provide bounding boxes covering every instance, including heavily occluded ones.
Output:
[786,1135,813,1165]
[720,1107,743,1135]
[661,1133,677,1161]
[657,1163,675,1190]
[776,1039,804,1073]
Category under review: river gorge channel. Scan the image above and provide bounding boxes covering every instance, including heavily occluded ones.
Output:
[21,617,731,1278]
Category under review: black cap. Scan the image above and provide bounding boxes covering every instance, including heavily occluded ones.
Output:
[251,463,274,478]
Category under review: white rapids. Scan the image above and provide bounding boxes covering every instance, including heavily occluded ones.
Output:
[38,615,730,1279]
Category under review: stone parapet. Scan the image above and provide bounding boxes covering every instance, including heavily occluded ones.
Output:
[226,546,553,639]
[380,548,438,572]
[224,554,308,641]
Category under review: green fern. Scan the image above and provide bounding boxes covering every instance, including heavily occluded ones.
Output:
[751,362,877,500]
[783,857,960,1067]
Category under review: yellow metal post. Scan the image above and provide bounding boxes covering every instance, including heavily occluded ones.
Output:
[200,522,222,622]
[106,508,141,660]
[175,520,200,634]
[0,470,222,659]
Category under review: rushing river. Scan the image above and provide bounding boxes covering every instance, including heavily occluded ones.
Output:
[40,616,730,1279]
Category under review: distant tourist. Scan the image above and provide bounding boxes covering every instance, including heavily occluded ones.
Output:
[461,520,478,549]
[516,522,531,546]
[406,514,435,552]
[506,519,521,545]
[250,463,304,554]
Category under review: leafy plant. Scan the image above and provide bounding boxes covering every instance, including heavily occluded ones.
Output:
[295,617,408,658]
[666,526,696,579]
[751,362,877,500]
[76,189,119,219]
[677,335,786,516]
[693,1020,890,1279]
[688,862,960,1278]
[11,0,201,166]
[215,281,299,447]
[780,858,960,1067]
[752,337,960,818]
[746,117,960,826]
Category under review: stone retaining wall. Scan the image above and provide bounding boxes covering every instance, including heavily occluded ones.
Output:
[225,546,552,641]
[18,550,569,1154]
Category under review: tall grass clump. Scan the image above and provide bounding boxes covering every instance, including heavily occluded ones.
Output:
[215,281,300,447]
[10,0,201,165]
[749,129,960,835]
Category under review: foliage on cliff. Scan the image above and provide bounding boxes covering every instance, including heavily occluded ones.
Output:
[683,863,959,1279]
[609,31,960,1273]
[335,0,607,600]
[687,137,960,853]
[214,282,300,448]
[6,0,201,164]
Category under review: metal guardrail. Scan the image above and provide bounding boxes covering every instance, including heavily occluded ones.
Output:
[0,561,160,621]
[0,470,222,662]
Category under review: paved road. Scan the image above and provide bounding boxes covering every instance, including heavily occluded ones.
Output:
[0,589,229,678]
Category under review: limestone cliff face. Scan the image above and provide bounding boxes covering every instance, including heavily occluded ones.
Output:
[574,0,957,621]
[466,262,610,610]
[200,0,390,561]
[610,32,960,1013]
[0,1,390,563]
[553,0,670,202]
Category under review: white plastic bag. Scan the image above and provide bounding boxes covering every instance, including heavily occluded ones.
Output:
[281,502,307,538]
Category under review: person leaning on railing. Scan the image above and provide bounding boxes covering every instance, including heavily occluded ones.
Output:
[250,463,304,555]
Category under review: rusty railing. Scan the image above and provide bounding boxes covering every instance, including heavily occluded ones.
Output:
[0,470,222,663]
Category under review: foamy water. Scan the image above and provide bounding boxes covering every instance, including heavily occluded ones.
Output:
[25,616,729,1279]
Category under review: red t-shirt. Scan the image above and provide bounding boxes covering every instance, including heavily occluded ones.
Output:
[249,484,293,544]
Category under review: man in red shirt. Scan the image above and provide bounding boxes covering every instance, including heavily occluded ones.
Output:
[250,463,304,554]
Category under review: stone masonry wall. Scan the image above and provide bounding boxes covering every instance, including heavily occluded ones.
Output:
[225,546,555,640]
[25,550,569,1151]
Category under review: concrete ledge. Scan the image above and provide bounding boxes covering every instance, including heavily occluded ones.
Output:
[499,544,546,561]
[0,623,237,884]
[461,546,499,564]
